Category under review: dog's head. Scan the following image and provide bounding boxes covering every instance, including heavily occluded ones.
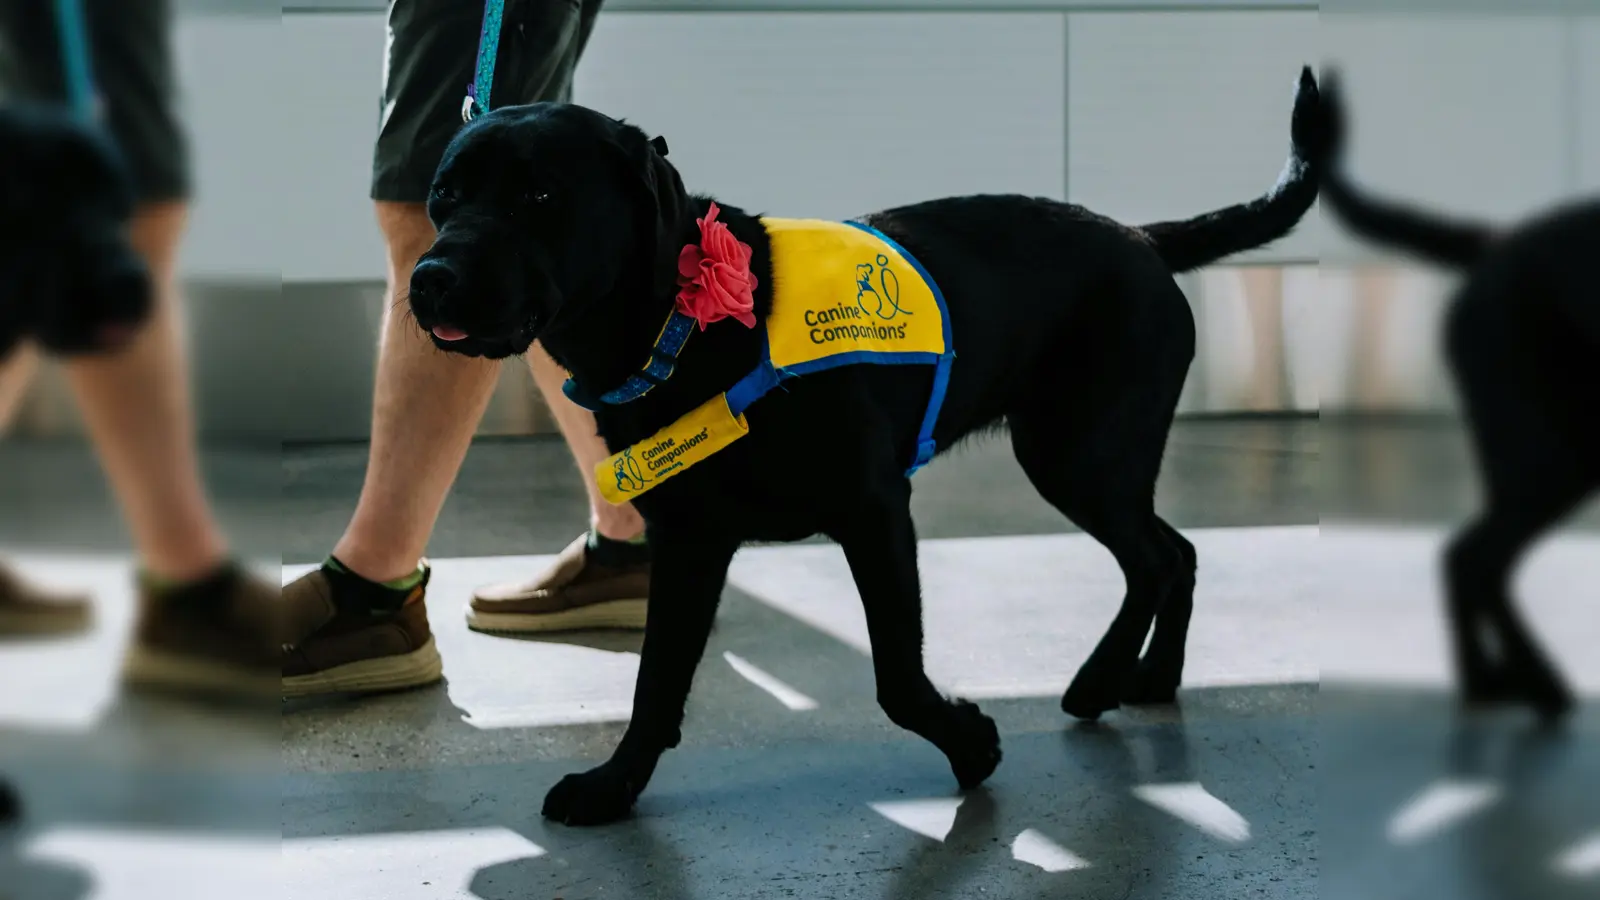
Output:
[0,104,151,357]
[410,103,688,361]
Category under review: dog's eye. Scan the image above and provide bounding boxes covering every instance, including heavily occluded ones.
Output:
[431,185,458,204]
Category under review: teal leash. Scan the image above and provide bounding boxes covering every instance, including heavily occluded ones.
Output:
[462,0,506,121]
[52,0,98,121]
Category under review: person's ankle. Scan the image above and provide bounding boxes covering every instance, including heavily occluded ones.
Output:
[321,555,428,616]
[585,528,649,569]
[140,546,231,586]
[139,558,239,598]
[591,509,644,545]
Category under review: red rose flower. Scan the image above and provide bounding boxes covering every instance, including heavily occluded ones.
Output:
[675,201,758,330]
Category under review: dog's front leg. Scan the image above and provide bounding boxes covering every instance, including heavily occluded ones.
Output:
[834,487,1002,790]
[541,528,738,826]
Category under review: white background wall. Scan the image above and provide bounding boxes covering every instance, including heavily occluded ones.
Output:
[193,7,1597,279]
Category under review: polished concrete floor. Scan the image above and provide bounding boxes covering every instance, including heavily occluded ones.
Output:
[2,418,1596,899]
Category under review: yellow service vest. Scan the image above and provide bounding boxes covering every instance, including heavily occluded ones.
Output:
[591,218,953,505]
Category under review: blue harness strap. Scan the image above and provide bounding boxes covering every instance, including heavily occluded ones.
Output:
[463,0,506,121]
[52,0,97,121]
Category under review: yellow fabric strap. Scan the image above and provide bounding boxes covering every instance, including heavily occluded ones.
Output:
[596,394,750,505]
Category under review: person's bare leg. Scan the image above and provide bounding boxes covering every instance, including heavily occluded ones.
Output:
[0,345,40,434]
[1239,266,1287,411]
[62,202,226,581]
[329,202,503,582]
[524,344,644,542]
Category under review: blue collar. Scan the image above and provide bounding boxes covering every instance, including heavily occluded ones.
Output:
[561,309,698,411]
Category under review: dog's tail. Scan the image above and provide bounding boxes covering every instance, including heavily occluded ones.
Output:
[1137,66,1326,274]
[1316,71,1496,270]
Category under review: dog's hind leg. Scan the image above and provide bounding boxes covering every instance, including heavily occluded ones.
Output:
[1443,288,1592,721]
[1008,272,1194,721]
[1440,286,1587,720]
[1445,497,1582,721]
[542,529,739,826]
[1123,517,1197,705]
[832,479,1002,790]
[1009,379,1189,721]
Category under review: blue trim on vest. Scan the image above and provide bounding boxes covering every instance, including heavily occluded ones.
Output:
[782,350,942,376]
[53,0,96,121]
[725,326,779,417]
[844,221,955,476]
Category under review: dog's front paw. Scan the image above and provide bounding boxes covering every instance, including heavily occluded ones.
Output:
[542,764,639,826]
[945,700,1003,790]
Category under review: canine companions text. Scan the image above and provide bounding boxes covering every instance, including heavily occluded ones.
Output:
[411,68,1328,825]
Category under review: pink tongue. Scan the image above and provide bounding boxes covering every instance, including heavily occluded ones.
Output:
[431,325,469,341]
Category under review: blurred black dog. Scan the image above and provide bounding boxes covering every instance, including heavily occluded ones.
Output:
[1320,73,1597,722]
[412,68,1327,825]
[0,102,150,357]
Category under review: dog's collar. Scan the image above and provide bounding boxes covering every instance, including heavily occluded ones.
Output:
[561,308,697,411]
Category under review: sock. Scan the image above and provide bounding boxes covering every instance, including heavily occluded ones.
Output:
[322,556,427,616]
[585,528,650,569]
[324,556,426,591]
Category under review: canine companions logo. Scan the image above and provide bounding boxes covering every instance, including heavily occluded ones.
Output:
[597,396,751,504]
[804,254,916,346]
[611,447,651,495]
[856,254,911,321]
[611,427,711,495]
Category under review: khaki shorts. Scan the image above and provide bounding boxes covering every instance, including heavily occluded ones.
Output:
[372,0,605,203]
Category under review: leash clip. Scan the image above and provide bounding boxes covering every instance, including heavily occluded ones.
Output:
[461,94,480,123]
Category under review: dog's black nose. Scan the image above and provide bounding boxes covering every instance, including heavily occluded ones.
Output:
[410,259,458,303]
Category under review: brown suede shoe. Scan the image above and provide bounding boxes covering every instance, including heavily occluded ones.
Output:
[281,566,442,699]
[0,560,91,637]
[121,564,279,701]
[468,535,649,633]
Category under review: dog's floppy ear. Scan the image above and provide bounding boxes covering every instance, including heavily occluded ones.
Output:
[615,125,688,294]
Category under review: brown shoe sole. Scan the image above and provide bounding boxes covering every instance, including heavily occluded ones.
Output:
[466,597,648,634]
[0,607,91,637]
[280,637,444,699]
[122,644,279,700]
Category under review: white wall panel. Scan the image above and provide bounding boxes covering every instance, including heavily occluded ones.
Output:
[1577,15,1600,193]
[574,13,1067,223]
[172,12,286,279]
[1066,11,1321,264]
[238,13,388,282]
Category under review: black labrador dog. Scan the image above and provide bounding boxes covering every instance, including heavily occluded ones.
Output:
[0,102,150,357]
[1319,73,1597,721]
[410,68,1327,825]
